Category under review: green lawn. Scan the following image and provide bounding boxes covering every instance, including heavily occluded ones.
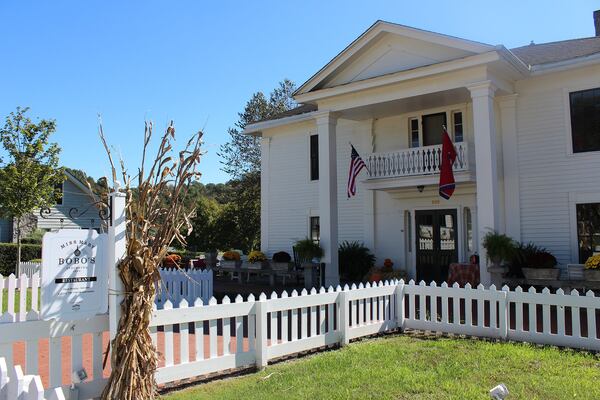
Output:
[1,288,39,313]
[165,335,600,400]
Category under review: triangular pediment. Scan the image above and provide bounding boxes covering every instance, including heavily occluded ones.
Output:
[296,21,494,94]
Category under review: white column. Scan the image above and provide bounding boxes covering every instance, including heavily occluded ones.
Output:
[468,81,499,286]
[316,112,339,286]
[363,119,375,252]
[499,94,521,241]
[108,185,126,340]
[260,136,271,254]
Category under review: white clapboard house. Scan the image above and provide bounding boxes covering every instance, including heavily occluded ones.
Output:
[243,12,600,286]
[0,170,102,242]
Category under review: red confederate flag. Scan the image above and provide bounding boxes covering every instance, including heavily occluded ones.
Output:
[439,127,457,200]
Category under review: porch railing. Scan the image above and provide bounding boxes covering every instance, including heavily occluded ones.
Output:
[366,142,469,179]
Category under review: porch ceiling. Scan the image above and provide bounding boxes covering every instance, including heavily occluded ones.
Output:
[337,87,470,121]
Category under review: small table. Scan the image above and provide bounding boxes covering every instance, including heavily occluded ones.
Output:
[447,263,480,287]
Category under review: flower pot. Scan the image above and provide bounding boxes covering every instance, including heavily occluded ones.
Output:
[369,272,383,283]
[271,262,289,271]
[246,261,264,270]
[522,267,560,280]
[584,269,600,281]
[220,260,241,268]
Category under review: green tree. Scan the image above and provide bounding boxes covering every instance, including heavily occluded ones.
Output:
[0,107,64,273]
[187,196,222,252]
[218,79,296,252]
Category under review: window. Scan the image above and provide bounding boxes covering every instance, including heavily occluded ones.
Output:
[409,118,420,148]
[310,135,319,180]
[421,112,447,146]
[404,210,412,252]
[453,111,463,142]
[310,216,320,244]
[570,87,600,153]
[55,182,63,205]
[464,207,473,254]
[576,203,600,263]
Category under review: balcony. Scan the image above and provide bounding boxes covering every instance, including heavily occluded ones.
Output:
[365,142,470,180]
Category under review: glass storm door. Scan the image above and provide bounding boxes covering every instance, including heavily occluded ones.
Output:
[415,209,458,283]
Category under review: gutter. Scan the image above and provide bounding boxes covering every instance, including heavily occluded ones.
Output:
[242,110,320,136]
[530,52,600,75]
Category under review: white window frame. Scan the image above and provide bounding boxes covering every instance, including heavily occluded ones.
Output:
[569,191,600,264]
[563,85,600,157]
[308,132,319,183]
[405,104,468,147]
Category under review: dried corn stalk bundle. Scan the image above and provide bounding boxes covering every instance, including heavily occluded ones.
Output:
[100,121,202,400]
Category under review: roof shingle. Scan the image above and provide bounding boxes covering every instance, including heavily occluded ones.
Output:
[510,36,600,66]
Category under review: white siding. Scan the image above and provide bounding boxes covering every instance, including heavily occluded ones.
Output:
[263,121,319,254]
[336,119,370,244]
[36,179,101,231]
[516,64,600,264]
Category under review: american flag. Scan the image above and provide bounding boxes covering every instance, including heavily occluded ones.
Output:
[347,144,367,198]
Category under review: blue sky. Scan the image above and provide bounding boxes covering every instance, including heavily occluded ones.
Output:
[1,1,599,183]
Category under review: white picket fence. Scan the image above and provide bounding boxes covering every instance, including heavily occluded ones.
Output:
[151,279,600,384]
[0,268,214,323]
[0,273,40,323]
[156,268,213,309]
[19,263,41,279]
[0,279,599,399]
[0,357,65,400]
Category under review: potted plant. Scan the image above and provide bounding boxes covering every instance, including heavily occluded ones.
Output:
[221,250,241,268]
[294,238,323,288]
[247,250,267,269]
[271,251,291,271]
[482,231,515,274]
[163,253,182,269]
[338,241,376,282]
[519,246,560,280]
[204,248,218,267]
[294,238,323,264]
[584,254,600,281]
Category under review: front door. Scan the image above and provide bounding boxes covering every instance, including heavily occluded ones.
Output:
[415,209,458,283]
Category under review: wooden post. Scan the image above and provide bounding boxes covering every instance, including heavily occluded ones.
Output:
[108,185,127,341]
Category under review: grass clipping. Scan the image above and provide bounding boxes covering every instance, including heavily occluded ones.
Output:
[100,121,202,400]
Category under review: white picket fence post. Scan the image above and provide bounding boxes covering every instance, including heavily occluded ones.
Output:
[395,279,404,331]
[0,357,65,400]
[255,293,268,369]
[108,186,127,341]
[0,272,41,324]
[339,286,350,346]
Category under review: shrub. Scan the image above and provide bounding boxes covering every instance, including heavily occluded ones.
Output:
[339,241,376,282]
[482,231,516,266]
[272,251,291,263]
[0,243,42,276]
[248,250,267,263]
[222,250,241,261]
[21,229,46,245]
[512,242,557,269]
[585,254,600,270]
[294,238,323,262]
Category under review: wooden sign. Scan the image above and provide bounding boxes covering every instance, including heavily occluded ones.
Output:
[41,229,108,320]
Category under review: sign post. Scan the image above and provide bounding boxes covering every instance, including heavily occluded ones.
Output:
[108,186,127,340]
[40,229,108,321]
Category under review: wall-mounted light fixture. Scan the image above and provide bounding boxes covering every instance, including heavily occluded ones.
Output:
[417,185,425,193]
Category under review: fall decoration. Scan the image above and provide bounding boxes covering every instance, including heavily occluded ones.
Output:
[248,250,267,263]
[222,250,241,261]
[99,120,202,400]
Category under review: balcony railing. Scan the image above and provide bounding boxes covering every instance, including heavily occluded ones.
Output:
[366,142,469,179]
